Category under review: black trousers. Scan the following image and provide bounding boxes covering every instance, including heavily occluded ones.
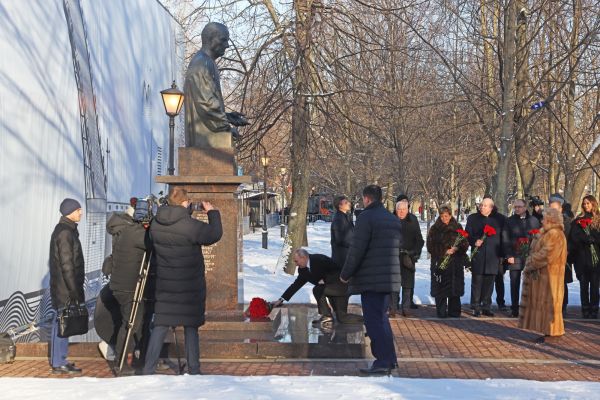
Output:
[435,296,461,317]
[361,291,397,368]
[495,269,505,307]
[312,284,333,317]
[579,269,600,314]
[112,290,145,365]
[508,270,522,312]
[389,288,413,313]
[143,325,200,375]
[471,273,495,311]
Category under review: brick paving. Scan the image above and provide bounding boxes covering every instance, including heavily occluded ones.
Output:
[1,305,599,380]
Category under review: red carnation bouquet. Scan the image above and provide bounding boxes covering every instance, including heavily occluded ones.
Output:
[577,218,599,267]
[515,229,540,260]
[469,224,496,262]
[438,229,469,270]
[245,297,272,319]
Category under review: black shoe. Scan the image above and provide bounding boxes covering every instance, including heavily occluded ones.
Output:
[312,315,333,325]
[497,305,508,312]
[473,310,481,317]
[410,303,419,309]
[52,364,82,374]
[511,310,519,318]
[359,366,392,376]
[535,336,545,344]
[482,310,495,317]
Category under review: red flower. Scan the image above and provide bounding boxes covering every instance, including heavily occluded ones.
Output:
[517,237,529,246]
[578,218,593,229]
[456,229,469,238]
[483,224,497,236]
[528,229,540,235]
[246,297,271,318]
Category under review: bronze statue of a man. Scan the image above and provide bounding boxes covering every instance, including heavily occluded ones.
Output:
[184,22,247,148]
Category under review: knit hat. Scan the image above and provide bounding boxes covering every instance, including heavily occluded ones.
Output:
[60,198,82,216]
[548,193,565,206]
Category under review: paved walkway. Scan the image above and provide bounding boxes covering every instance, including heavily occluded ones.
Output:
[1,306,599,380]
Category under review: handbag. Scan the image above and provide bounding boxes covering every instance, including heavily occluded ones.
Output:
[57,300,89,338]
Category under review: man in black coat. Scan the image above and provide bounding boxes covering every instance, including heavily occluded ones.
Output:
[142,188,223,375]
[48,198,85,374]
[331,195,354,268]
[466,198,503,317]
[501,199,541,317]
[271,250,362,324]
[105,208,152,371]
[341,185,402,376]
[392,199,424,317]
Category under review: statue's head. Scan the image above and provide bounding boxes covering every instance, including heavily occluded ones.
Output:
[201,22,230,60]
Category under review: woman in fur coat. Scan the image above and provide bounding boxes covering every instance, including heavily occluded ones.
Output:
[519,208,567,341]
[427,206,469,318]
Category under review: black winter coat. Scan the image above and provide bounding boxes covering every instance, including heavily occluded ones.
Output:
[150,206,223,327]
[331,211,354,267]
[399,213,424,288]
[340,201,402,294]
[427,217,468,297]
[49,217,85,309]
[465,210,505,275]
[281,254,346,300]
[501,212,541,271]
[569,213,600,276]
[106,213,151,292]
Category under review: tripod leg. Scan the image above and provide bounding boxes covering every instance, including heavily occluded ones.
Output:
[117,251,150,373]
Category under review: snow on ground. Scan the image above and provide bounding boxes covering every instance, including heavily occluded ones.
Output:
[243,220,582,306]
[2,375,600,400]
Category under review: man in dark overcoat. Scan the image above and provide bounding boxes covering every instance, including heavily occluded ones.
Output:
[48,198,85,374]
[341,185,402,375]
[501,199,541,317]
[466,197,504,317]
[142,188,222,375]
[331,195,354,268]
[392,199,424,316]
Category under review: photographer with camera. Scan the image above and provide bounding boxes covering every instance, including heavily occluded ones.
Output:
[142,187,222,375]
[530,196,544,223]
[104,200,152,374]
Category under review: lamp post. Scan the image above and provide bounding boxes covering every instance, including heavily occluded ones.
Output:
[160,81,184,175]
[280,167,287,238]
[260,154,270,249]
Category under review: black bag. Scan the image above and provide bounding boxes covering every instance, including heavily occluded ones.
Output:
[58,301,89,338]
[0,333,16,364]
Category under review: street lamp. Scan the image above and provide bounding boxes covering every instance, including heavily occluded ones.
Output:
[260,154,270,249]
[160,81,184,175]
[280,167,287,238]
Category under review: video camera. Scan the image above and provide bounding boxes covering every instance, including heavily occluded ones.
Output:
[528,195,544,207]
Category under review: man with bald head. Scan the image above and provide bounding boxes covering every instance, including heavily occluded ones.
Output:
[184,22,247,147]
[465,197,505,317]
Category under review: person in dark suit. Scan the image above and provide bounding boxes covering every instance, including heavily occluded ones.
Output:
[271,250,362,325]
[331,195,354,268]
[341,185,402,376]
[466,197,504,317]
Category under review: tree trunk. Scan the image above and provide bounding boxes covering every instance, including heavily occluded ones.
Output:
[495,0,518,213]
[285,0,314,274]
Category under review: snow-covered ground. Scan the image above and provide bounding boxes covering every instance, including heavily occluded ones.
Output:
[2,375,600,400]
[243,221,582,306]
